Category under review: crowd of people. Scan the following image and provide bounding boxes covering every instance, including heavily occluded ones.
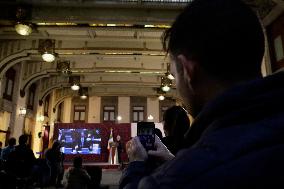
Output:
[0,135,103,189]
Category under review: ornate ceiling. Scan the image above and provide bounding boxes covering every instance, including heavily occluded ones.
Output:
[0,0,283,101]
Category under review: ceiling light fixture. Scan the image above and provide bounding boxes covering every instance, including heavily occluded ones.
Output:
[39,39,56,62]
[158,95,165,101]
[71,84,80,91]
[161,76,172,92]
[15,22,33,36]
[79,87,88,99]
[15,7,33,36]
[157,87,166,101]
[165,63,175,80]
[69,76,80,91]
[57,60,72,76]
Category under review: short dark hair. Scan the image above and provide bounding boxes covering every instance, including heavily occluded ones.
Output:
[163,0,264,81]
[73,156,83,168]
[8,138,16,146]
[19,135,28,145]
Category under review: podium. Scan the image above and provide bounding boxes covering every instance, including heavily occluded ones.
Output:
[108,142,118,164]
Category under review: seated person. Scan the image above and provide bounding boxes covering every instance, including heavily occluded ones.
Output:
[62,156,91,189]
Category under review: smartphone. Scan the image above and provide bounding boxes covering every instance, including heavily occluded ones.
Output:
[137,122,155,151]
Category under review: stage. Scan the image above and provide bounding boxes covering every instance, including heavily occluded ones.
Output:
[64,162,123,170]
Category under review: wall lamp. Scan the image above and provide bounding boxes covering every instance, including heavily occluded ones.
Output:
[19,107,27,117]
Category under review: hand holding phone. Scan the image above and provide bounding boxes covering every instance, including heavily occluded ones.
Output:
[137,122,155,151]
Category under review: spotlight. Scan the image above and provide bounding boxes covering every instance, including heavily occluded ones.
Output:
[15,22,32,36]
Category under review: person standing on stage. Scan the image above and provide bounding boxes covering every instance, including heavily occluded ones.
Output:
[116,135,123,165]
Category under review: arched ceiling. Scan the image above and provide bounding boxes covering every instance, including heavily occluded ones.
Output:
[0,0,282,100]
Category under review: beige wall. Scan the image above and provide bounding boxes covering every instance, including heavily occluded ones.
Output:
[88,96,101,123]
[0,111,11,145]
[33,106,44,158]
[118,97,130,123]
[62,97,72,123]
[147,97,159,123]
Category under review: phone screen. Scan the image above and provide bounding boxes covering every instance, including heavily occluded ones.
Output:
[137,122,155,151]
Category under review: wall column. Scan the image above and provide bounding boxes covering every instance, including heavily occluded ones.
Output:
[62,97,72,123]
[88,96,101,123]
[147,97,159,123]
[118,97,130,123]
[33,105,44,158]
[49,91,57,140]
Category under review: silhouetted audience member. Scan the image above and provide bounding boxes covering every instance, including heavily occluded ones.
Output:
[161,106,190,155]
[63,156,91,189]
[45,140,65,187]
[154,128,163,140]
[85,166,102,189]
[6,135,35,178]
[1,137,16,161]
[120,0,284,188]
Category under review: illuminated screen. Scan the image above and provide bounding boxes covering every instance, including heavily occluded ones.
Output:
[58,128,101,155]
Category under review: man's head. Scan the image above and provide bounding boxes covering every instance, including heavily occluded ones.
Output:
[117,135,121,141]
[163,0,264,116]
[52,140,61,150]
[19,134,28,145]
[8,138,16,146]
[73,156,83,168]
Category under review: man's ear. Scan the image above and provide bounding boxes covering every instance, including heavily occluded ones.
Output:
[176,54,196,83]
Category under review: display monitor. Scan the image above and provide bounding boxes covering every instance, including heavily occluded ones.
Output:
[58,128,101,155]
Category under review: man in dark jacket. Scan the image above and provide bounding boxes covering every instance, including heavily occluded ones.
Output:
[119,0,284,188]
